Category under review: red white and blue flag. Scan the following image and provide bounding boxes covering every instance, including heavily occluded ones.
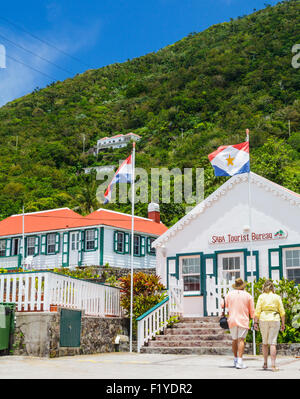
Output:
[208,141,250,177]
[104,154,133,204]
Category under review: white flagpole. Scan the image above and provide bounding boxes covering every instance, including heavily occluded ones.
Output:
[130,142,136,353]
[246,129,256,356]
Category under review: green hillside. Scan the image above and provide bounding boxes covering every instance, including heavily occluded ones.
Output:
[0,0,299,226]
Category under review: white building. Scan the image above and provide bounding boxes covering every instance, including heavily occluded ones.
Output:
[0,204,167,271]
[95,133,141,154]
[153,172,300,317]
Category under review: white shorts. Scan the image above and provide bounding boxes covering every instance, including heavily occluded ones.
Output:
[230,326,248,340]
[259,321,280,345]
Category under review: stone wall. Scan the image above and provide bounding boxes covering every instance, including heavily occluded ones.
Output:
[12,309,130,358]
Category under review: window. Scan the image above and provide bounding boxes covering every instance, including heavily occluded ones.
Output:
[27,236,36,256]
[221,255,241,281]
[85,229,95,250]
[117,232,125,253]
[134,235,140,256]
[181,257,201,292]
[71,232,80,251]
[47,233,56,254]
[12,238,20,256]
[285,249,300,285]
[0,240,5,257]
[148,237,156,255]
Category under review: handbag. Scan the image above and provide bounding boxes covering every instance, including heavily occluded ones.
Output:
[219,297,229,329]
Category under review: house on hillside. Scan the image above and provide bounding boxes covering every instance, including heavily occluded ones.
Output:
[153,172,300,317]
[89,133,141,156]
[0,203,167,270]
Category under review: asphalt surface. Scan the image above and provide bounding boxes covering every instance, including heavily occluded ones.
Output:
[0,352,299,380]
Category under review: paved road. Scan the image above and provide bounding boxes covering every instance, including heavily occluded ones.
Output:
[0,353,299,380]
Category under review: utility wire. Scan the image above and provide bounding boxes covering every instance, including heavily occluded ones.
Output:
[6,53,57,81]
[0,32,74,75]
[0,16,92,69]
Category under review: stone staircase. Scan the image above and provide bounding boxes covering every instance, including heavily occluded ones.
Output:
[140,316,233,355]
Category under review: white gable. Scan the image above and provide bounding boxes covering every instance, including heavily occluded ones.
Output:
[154,172,300,254]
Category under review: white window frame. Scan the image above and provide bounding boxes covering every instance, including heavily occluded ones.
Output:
[180,255,201,295]
[47,233,56,255]
[116,232,125,253]
[134,235,141,256]
[27,236,36,256]
[85,229,95,251]
[0,240,5,257]
[283,247,300,285]
[218,252,244,283]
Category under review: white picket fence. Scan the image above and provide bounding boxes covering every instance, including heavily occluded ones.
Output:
[0,271,121,317]
[206,276,235,316]
[137,277,184,352]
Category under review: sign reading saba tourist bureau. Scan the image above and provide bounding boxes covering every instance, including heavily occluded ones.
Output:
[209,229,288,244]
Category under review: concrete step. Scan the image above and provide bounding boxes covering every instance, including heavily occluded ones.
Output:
[147,340,232,348]
[140,347,233,355]
[181,317,220,323]
[164,328,225,335]
[173,322,220,329]
[155,334,230,342]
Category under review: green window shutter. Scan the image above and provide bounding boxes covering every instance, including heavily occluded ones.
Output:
[125,233,130,254]
[94,228,99,250]
[5,239,12,257]
[55,233,61,254]
[114,231,118,253]
[140,236,146,257]
[147,237,151,254]
[78,231,85,266]
[34,236,40,256]
[41,235,47,255]
[62,232,69,267]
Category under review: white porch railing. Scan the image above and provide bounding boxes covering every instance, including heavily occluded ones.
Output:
[0,271,121,317]
[206,276,235,316]
[137,277,183,352]
[168,276,184,315]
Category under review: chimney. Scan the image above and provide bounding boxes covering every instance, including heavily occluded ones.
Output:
[148,202,160,223]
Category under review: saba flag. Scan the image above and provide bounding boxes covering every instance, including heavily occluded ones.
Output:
[208,141,250,177]
[104,154,133,204]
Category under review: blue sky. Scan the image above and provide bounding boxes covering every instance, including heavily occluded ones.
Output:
[0,0,281,106]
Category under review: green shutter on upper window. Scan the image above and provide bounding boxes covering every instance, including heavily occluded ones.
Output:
[34,236,39,256]
[140,236,146,257]
[94,228,99,250]
[125,233,130,254]
[5,238,11,257]
[41,235,47,255]
[55,233,60,254]
[78,230,85,266]
[114,231,118,253]
[62,232,69,267]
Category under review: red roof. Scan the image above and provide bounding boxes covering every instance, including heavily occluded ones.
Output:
[86,209,168,236]
[0,208,168,237]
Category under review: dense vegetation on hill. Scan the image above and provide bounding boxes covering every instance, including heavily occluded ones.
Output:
[0,0,299,226]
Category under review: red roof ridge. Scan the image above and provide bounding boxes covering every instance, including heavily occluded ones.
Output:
[11,207,73,217]
[94,208,157,222]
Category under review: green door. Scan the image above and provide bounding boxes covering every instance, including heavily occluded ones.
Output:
[60,309,81,347]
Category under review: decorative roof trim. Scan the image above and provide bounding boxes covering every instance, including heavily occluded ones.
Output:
[153,172,300,248]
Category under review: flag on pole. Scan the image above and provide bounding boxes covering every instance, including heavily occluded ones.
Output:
[104,154,133,204]
[208,141,250,177]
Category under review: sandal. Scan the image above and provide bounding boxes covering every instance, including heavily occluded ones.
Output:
[262,363,268,370]
[271,366,279,372]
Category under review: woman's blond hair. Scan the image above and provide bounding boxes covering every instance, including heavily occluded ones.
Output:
[262,280,275,293]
